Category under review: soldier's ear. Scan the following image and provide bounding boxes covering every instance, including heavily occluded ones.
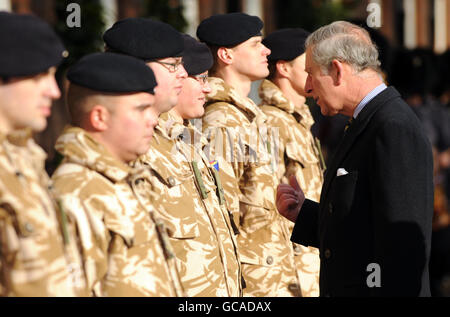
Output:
[276,60,290,78]
[89,105,110,131]
[216,47,233,65]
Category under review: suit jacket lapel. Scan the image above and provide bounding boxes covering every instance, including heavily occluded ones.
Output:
[320,87,401,206]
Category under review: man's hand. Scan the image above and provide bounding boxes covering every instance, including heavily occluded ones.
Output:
[276,175,305,223]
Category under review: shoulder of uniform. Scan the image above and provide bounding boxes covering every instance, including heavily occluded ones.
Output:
[204,101,234,113]
[261,105,294,125]
[52,162,115,197]
[261,104,288,116]
[203,101,247,128]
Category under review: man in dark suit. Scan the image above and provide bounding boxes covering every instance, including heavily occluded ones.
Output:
[276,21,434,297]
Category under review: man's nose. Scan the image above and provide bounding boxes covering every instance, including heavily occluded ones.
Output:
[203,81,212,94]
[147,112,158,129]
[47,76,61,100]
[262,44,271,57]
[177,64,188,79]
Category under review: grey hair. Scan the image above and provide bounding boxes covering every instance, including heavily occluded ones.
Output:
[305,21,381,74]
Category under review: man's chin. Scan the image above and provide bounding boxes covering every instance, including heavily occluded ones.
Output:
[29,120,48,133]
[193,105,205,118]
[249,70,269,82]
[156,98,177,114]
[136,146,151,158]
[182,109,204,120]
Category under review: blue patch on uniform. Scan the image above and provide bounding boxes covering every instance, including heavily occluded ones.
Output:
[210,160,219,171]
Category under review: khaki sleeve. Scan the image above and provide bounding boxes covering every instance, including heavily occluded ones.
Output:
[57,195,109,296]
[264,113,290,184]
[0,207,20,296]
[202,126,245,225]
[203,125,245,182]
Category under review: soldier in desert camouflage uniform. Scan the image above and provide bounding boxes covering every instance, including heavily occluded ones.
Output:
[51,53,184,296]
[0,12,87,297]
[259,28,325,297]
[104,19,242,296]
[197,13,301,297]
[133,35,242,297]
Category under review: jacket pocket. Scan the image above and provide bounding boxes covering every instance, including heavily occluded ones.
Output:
[150,167,200,239]
[240,256,271,267]
[0,202,41,239]
[329,171,358,216]
[239,201,273,235]
[0,200,57,265]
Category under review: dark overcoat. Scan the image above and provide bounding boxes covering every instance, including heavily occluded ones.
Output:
[291,87,434,297]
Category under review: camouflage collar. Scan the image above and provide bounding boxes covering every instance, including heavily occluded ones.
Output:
[259,79,295,114]
[55,126,132,183]
[259,79,315,129]
[6,128,33,147]
[158,110,208,148]
[0,128,34,146]
[294,103,315,130]
[206,77,265,124]
[158,110,186,141]
[0,130,7,144]
[1,128,47,163]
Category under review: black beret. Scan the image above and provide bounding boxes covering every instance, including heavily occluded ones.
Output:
[182,34,213,76]
[0,11,66,77]
[263,28,310,62]
[67,53,157,94]
[103,18,183,60]
[197,13,263,47]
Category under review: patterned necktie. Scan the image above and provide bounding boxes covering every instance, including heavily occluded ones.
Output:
[344,117,353,132]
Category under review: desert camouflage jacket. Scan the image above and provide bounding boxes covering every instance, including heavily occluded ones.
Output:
[132,110,242,297]
[202,77,301,297]
[0,129,86,296]
[259,79,324,201]
[259,79,325,297]
[51,126,184,297]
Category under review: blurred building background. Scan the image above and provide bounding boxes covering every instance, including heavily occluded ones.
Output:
[1,0,450,50]
[1,0,449,297]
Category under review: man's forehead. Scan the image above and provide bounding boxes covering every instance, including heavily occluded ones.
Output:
[249,36,263,43]
[103,92,154,108]
[3,66,58,83]
[238,35,263,46]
